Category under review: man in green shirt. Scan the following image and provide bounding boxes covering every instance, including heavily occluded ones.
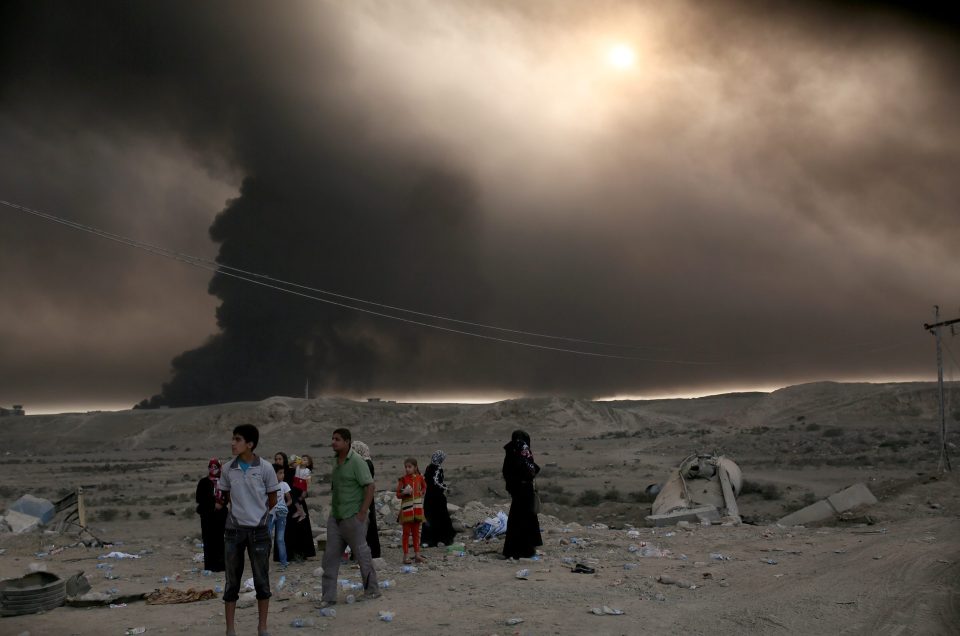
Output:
[318,427,380,607]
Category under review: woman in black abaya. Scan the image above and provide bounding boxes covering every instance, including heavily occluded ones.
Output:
[195,458,227,571]
[422,450,457,547]
[501,430,542,559]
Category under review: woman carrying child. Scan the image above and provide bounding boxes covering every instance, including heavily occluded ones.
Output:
[396,457,427,564]
[285,454,316,561]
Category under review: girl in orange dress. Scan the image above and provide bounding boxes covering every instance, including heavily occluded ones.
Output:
[396,457,427,564]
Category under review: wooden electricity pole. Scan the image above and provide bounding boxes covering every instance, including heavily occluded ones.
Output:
[923,305,958,473]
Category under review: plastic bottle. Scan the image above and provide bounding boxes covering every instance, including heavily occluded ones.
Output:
[159,576,170,584]
[378,610,394,622]
[290,617,315,627]
[379,580,394,589]
[319,607,337,617]
[201,569,212,576]
[400,565,417,574]
[277,575,286,590]
[345,594,356,604]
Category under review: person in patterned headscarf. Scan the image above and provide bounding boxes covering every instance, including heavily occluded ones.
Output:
[195,458,228,571]
[351,440,381,558]
[422,450,457,547]
[502,430,542,559]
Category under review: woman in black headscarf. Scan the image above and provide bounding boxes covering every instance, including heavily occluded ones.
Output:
[422,450,457,547]
[195,458,228,571]
[351,441,381,559]
[502,430,542,559]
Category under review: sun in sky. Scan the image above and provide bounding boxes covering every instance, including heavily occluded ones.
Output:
[607,43,636,70]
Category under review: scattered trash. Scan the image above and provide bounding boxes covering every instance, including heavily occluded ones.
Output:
[710,553,731,561]
[125,628,146,635]
[515,569,529,579]
[100,552,140,560]
[627,530,641,538]
[506,617,524,625]
[623,563,639,570]
[639,544,668,558]
[379,580,395,589]
[346,594,355,604]
[473,512,508,540]
[400,565,418,574]
[571,564,595,574]
[290,617,315,627]
[243,577,255,590]
[378,610,395,622]
[446,542,467,557]
[761,558,778,565]
[318,607,337,617]
[145,588,217,605]
[109,603,128,609]
[590,606,624,615]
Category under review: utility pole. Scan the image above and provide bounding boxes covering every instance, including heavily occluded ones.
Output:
[305,377,310,400]
[923,305,958,473]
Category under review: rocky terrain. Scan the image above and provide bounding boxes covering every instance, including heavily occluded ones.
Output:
[1,381,958,634]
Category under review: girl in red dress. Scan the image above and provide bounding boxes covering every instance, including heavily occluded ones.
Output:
[396,457,427,564]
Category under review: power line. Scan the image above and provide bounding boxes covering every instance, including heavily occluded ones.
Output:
[1,198,713,364]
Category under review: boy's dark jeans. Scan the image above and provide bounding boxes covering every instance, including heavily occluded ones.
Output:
[223,525,272,602]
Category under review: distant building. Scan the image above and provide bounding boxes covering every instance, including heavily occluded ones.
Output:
[0,404,25,417]
[367,397,382,403]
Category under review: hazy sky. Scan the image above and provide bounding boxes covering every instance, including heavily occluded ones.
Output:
[1,1,958,412]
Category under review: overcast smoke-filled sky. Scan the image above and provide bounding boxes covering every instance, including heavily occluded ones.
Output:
[1,1,958,412]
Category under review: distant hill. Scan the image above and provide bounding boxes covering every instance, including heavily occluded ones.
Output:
[3,381,957,453]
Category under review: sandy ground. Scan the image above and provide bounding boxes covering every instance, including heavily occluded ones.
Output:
[1,382,959,635]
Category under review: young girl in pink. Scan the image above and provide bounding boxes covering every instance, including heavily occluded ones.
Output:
[396,457,427,564]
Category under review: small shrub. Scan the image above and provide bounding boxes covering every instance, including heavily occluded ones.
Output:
[138,510,151,520]
[603,488,622,502]
[164,508,177,516]
[740,480,783,501]
[575,489,602,506]
[822,427,844,438]
[805,422,822,432]
[629,490,656,503]
[98,508,120,521]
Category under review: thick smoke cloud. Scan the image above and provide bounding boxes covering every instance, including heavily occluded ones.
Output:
[0,1,958,410]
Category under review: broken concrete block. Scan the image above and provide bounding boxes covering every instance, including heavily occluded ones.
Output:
[3,510,41,534]
[826,483,877,513]
[646,505,719,527]
[778,483,878,527]
[777,499,836,527]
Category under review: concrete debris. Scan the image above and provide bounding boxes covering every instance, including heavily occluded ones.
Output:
[646,453,742,526]
[2,510,40,535]
[778,483,878,527]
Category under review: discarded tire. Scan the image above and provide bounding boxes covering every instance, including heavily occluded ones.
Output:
[0,572,66,616]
